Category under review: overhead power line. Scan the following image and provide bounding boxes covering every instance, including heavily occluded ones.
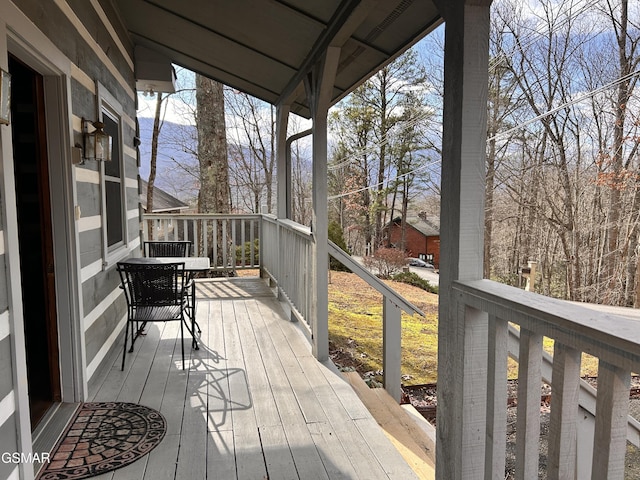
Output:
[328,160,440,200]
[489,68,640,142]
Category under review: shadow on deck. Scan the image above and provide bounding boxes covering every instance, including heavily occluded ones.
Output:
[86,276,421,480]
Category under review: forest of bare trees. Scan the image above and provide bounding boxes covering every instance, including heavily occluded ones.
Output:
[141,0,639,306]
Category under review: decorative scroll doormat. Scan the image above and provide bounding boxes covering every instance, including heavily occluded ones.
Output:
[37,402,166,480]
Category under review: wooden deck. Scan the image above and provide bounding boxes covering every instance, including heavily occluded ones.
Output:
[87,277,419,480]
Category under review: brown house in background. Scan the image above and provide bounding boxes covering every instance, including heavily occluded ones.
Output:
[386,212,440,268]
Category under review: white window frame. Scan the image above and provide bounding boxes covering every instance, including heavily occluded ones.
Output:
[98,84,129,268]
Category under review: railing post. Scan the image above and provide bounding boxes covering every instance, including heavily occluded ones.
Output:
[515,329,543,480]
[383,297,402,402]
[547,342,580,479]
[485,314,508,479]
[591,361,631,480]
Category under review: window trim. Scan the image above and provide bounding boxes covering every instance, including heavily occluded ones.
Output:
[97,83,129,269]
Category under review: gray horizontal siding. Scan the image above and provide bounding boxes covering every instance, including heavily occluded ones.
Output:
[0,336,14,402]
[0,413,18,480]
[15,0,135,111]
[0,253,7,312]
[126,185,138,210]
[84,292,127,367]
[81,266,121,322]
[128,218,140,245]
[75,178,101,218]
[79,229,102,270]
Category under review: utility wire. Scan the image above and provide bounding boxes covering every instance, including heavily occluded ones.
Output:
[328,160,440,200]
[489,68,640,142]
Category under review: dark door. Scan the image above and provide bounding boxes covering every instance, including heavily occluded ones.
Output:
[9,55,61,430]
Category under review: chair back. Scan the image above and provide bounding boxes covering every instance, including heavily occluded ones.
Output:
[144,241,192,258]
[117,262,186,308]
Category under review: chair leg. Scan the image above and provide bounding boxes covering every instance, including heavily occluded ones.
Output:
[121,320,129,371]
[192,282,201,333]
[180,318,185,370]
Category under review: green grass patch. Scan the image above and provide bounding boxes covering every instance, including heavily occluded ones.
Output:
[328,272,439,385]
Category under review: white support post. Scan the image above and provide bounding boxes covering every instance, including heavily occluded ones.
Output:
[276,103,291,220]
[306,46,340,361]
[547,342,580,479]
[434,1,492,479]
[591,361,631,480]
[383,296,402,402]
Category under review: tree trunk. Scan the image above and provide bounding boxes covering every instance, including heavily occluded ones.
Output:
[196,75,231,263]
[196,75,230,214]
[606,0,631,299]
[146,92,163,240]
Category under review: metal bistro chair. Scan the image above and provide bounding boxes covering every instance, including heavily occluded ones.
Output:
[143,240,200,334]
[117,262,192,370]
[143,240,192,258]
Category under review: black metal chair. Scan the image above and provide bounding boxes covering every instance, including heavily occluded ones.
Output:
[143,240,200,334]
[143,240,192,257]
[117,262,192,370]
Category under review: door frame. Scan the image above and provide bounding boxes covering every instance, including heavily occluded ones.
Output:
[0,6,86,475]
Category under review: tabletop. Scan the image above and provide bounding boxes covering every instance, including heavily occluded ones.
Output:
[120,256,211,272]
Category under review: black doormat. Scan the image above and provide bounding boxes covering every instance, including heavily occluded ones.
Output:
[37,402,166,480]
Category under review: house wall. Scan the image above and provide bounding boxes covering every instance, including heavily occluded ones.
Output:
[0,2,139,475]
[388,224,441,268]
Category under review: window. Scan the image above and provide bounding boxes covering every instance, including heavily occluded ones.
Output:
[103,111,123,249]
[98,84,129,268]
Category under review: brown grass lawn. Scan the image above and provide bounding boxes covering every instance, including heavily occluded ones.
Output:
[328,270,439,385]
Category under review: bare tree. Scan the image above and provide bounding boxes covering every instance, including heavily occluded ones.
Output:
[196,74,230,214]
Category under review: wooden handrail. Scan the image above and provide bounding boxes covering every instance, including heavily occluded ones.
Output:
[328,240,424,317]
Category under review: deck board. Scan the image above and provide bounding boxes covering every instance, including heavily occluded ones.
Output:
[87,277,420,480]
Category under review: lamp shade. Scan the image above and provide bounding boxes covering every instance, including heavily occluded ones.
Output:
[84,120,112,161]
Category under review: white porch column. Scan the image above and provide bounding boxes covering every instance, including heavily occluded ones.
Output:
[305,47,340,361]
[433,1,492,479]
[276,103,291,220]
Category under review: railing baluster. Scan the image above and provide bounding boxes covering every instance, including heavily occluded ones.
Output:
[591,361,631,480]
[192,218,199,256]
[240,218,245,268]
[222,219,228,268]
[383,297,402,402]
[547,342,580,479]
[250,219,255,267]
[485,314,508,480]
[212,219,218,268]
[515,328,543,480]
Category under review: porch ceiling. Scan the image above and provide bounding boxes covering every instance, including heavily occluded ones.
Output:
[114,0,442,118]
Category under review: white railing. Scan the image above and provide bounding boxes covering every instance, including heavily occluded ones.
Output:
[141,213,423,402]
[455,279,640,480]
[142,213,261,270]
[261,215,313,328]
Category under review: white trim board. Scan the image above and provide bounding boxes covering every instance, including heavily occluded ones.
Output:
[0,390,15,428]
[84,286,123,331]
[86,314,127,380]
[0,310,9,342]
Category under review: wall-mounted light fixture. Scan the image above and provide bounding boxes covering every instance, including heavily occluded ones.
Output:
[82,118,112,162]
[0,68,11,125]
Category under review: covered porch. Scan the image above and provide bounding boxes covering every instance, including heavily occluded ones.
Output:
[85,276,424,480]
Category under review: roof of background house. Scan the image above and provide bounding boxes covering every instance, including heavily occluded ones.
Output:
[140,179,190,213]
[391,215,440,237]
